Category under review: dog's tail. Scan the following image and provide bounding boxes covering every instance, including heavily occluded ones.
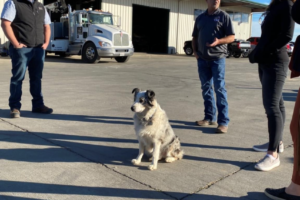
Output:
[172,136,184,160]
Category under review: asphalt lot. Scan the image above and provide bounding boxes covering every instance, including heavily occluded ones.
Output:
[0,53,299,200]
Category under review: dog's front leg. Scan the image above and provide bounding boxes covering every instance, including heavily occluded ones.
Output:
[132,141,144,165]
[148,141,161,171]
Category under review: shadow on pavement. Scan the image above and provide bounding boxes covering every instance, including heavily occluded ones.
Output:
[0,195,43,200]
[0,180,269,200]
[0,130,255,170]
[45,55,113,64]
[0,110,218,133]
[236,87,298,101]
[282,92,297,102]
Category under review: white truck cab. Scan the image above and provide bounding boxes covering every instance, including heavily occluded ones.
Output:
[46,3,134,63]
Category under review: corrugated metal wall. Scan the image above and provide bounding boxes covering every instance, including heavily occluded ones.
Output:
[102,0,180,54]
[0,0,44,51]
[222,6,252,41]
[102,0,252,54]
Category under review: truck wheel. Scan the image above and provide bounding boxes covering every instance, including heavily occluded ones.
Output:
[115,56,130,63]
[82,43,99,63]
[233,52,241,58]
[185,46,193,56]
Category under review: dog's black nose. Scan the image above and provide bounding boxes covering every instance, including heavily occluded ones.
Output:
[131,106,134,111]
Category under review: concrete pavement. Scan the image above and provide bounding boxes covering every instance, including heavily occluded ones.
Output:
[0,53,298,200]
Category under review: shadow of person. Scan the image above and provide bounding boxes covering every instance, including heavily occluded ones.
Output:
[0,181,270,200]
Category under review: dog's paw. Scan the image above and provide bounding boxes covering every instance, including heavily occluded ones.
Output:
[131,159,141,165]
[165,157,176,163]
[148,164,157,171]
[142,117,149,122]
[149,157,153,161]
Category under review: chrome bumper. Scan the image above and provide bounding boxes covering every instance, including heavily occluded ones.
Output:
[97,47,134,57]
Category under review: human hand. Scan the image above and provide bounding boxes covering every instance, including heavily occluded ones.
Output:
[206,38,220,47]
[195,53,199,60]
[41,43,49,50]
[14,43,27,49]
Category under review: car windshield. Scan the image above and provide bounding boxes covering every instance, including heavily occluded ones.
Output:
[89,13,113,25]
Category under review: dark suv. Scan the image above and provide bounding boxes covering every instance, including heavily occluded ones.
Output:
[183,40,251,58]
[183,41,194,55]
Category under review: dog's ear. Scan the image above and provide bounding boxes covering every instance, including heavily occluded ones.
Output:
[132,88,140,94]
[132,88,140,100]
[146,90,155,106]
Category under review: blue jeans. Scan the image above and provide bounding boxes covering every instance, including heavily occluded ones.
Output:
[197,57,229,126]
[9,45,45,110]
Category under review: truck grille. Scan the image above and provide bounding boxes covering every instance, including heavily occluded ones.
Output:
[114,33,129,46]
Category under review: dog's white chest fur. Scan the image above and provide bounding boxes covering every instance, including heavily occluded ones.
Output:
[131,89,183,170]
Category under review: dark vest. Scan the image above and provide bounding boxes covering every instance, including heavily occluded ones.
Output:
[12,0,45,47]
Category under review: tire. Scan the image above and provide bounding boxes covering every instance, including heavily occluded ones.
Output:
[226,50,232,58]
[115,56,130,63]
[184,46,193,56]
[82,43,99,63]
[233,52,241,58]
[242,51,249,58]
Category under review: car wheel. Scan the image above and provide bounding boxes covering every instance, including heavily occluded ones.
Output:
[185,46,193,56]
[82,43,99,63]
[233,52,241,58]
[115,56,130,63]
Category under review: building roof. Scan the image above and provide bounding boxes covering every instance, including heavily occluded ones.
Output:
[221,0,268,12]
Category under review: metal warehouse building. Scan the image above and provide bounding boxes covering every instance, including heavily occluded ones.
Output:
[0,0,267,54]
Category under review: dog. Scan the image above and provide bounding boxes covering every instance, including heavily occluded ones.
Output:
[130,88,184,170]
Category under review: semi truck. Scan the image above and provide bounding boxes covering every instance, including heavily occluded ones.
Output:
[45,0,134,63]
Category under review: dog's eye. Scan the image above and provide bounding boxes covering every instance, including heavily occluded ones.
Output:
[139,98,144,103]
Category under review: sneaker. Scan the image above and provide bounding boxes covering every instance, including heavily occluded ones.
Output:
[253,142,284,153]
[255,154,280,171]
[265,188,300,200]
[195,120,217,126]
[216,125,228,133]
[32,105,53,114]
[10,108,20,118]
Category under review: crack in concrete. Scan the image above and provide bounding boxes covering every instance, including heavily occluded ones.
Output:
[1,118,294,200]
[0,118,177,200]
[180,144,294,200]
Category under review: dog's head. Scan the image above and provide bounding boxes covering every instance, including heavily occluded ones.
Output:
[131,88,155,113]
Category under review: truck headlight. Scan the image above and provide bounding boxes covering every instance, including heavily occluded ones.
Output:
[99,41,111,47]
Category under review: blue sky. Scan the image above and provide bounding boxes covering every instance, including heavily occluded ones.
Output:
[251,0,299,42]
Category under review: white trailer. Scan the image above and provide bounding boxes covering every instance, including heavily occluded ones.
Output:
[45,1,134,63]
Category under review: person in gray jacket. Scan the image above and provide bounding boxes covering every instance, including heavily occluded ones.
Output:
[1,0,53,118]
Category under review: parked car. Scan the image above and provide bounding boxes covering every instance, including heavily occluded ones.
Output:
[247,37,260,49]
[183,41,193,55]
[287,43,292,57]
[247,37,292,56]
[227,39,252,58]
[183,40,252,58]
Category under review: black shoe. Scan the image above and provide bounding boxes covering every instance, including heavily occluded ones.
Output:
[10,108,20,118]
[265,188,300,200]
[32,105,53,114]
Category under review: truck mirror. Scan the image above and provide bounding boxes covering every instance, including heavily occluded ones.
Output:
[113,15,121,27]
